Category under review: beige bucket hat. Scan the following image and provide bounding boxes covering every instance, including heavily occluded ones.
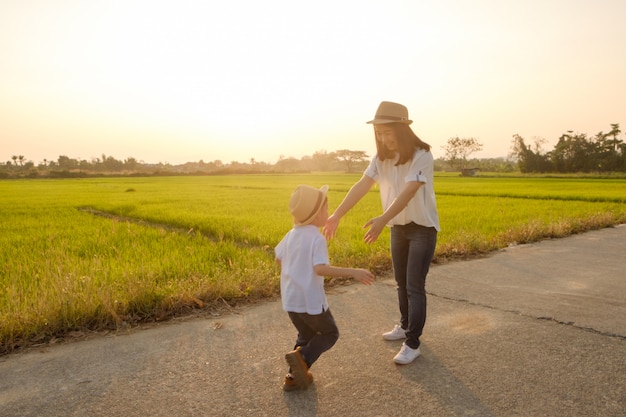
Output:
[289,184,329,225]
[366,101,413,125]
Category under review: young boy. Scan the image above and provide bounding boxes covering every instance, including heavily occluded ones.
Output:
[275,184,375,391]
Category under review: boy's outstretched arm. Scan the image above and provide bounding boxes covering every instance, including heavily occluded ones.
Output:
[314,264,375,285]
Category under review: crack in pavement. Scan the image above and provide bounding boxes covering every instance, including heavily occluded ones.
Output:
[428,291,626,340]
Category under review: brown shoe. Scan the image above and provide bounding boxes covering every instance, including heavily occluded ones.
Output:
[285,347,310,389]
[282,372,314,391]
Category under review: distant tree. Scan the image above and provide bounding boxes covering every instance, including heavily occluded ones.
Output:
[593,130,612,171]
[103,155,124,171]
[441,137,483,170]
[511,134,553,172]
[591,124,624,171]
[510,134,529,171]
[335,149,368,172]
[297,155,316,172]
[311,150,337,171]
[78,159,92,170]
[510,135,552,173]
[124,157,139,171]
[274,156,300,172]
[57,155,78,170]
[608,123,621,152]
[551,131,595,173]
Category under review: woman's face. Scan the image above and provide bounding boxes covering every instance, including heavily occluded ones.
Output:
[374,124,398,152]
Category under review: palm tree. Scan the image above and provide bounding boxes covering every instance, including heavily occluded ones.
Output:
[608,123,621,152]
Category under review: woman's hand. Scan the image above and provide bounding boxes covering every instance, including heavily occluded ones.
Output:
[363,216,386,244]
[323,175,375,240]
[323,214,340,240]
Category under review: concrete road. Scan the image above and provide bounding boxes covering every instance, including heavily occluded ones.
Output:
[1,225,624,417]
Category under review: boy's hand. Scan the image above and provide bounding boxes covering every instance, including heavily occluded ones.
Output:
[352,268,375,285]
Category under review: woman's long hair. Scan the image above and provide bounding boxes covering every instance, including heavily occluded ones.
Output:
[375,123,431,165]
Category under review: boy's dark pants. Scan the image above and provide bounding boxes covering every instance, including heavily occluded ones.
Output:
[287,308,339,368]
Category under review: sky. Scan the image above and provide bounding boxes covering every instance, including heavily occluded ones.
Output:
[1,0,625,166]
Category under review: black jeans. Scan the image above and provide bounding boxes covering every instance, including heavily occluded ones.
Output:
[390,222,437,349]
[287,308,339,368]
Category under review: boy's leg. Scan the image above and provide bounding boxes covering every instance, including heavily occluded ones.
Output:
[293,309,339,367]
[285,310,339,388]
[285,311,317,389]
[287,311,317,352]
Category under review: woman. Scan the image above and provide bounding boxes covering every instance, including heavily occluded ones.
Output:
[323,101,440,365]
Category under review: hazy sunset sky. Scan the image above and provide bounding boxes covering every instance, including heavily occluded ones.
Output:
[2,0,625,165]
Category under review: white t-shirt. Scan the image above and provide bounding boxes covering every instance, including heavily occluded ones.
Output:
[364,149,441,231]
[275,225,329,314]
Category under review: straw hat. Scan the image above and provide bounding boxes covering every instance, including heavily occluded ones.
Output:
[366,101,413,125]
[289,185,329,225]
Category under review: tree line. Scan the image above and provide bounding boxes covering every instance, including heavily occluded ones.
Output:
[0,150,375,178]
[1,148,521,179]
[3,123,623,178]
[509,123,624,173]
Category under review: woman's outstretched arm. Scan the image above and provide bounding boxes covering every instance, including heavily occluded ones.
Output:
[323,175,375,239]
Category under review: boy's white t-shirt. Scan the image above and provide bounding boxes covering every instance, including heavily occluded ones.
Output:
[364,149,441,231]
[275,225,329,315]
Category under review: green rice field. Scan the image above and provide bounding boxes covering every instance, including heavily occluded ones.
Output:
[1,174,625,354]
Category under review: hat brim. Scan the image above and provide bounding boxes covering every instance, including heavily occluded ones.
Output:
[295,185,329,226]
[366,118,412,125]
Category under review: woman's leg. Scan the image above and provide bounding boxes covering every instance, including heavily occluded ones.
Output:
[390,226,410,331]
[404,224,437,349]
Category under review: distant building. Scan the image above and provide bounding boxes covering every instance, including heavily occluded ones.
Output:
[461,168,480,177]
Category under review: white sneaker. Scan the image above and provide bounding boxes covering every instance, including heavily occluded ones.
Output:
[382,324,406,341]
[393,343,421,365]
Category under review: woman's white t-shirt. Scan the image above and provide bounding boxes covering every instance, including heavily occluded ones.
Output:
[364,149,441,231]
[275,225,329,315]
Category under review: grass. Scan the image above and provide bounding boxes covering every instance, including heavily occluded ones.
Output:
[1,173,625,354]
